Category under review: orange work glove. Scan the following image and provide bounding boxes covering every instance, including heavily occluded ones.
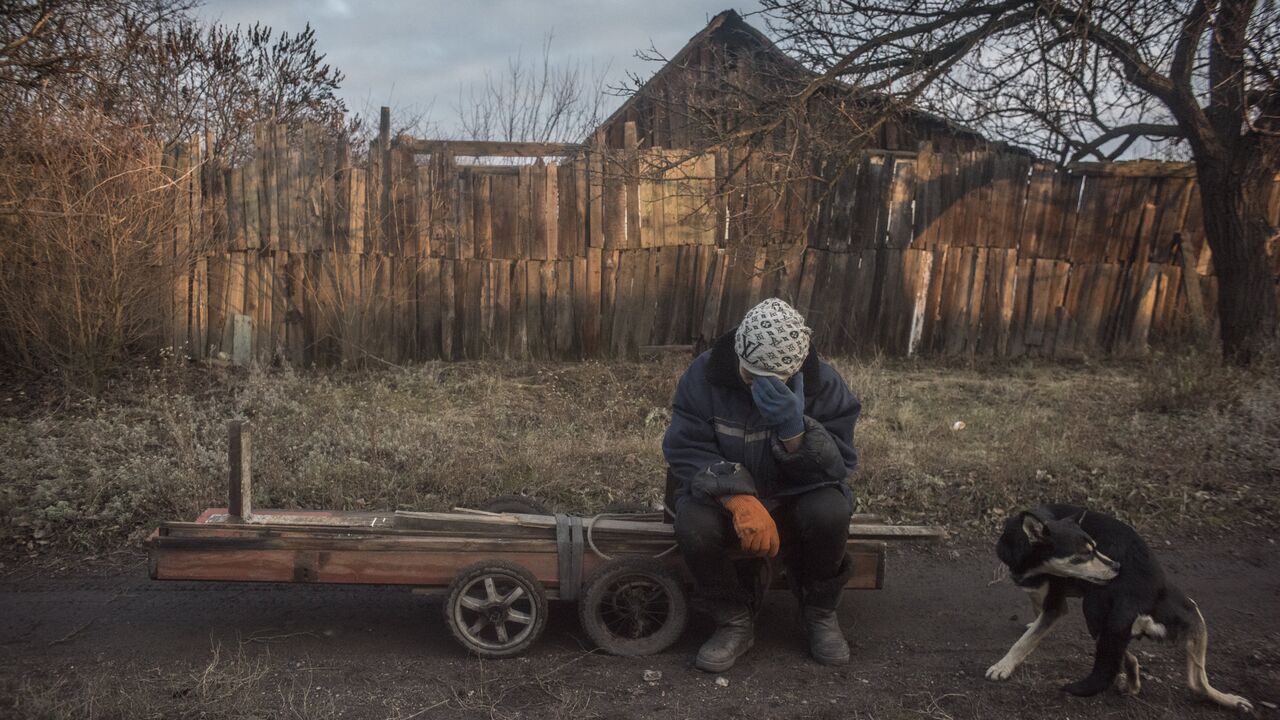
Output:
[721,495,780,557]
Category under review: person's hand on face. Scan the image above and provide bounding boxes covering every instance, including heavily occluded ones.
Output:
[750,372,805,440]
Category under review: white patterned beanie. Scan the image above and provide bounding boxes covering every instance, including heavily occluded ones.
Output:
[734,298,812,380]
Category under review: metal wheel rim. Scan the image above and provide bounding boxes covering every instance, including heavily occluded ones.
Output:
[452,573,539,651]
[595,573,673,641]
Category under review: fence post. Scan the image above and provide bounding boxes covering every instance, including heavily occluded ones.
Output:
[380,107,393,252]
[228,420,252,522]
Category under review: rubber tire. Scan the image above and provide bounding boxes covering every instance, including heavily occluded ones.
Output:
[444,560,548,659]
[478,495,550,515]
[578,557,688,657]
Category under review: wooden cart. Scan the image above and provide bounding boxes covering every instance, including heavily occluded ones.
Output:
[146,422,945,658]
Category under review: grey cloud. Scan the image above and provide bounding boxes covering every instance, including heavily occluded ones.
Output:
[195,0,764,135]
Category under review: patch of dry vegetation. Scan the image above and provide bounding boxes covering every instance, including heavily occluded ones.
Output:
[838,353,1279,533]
[0,109,192,389]
[2,352,1276,556]
[7,643,280,720]
[5,642,596,720]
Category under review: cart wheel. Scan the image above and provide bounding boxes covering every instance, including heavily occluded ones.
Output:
[445,561,548,658]
[478,494,550,515]
[578,558,688,656]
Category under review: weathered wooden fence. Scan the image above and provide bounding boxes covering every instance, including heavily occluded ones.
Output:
[159,117,1278,366]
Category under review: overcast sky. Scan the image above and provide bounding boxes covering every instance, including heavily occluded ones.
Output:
[194,0,767,136]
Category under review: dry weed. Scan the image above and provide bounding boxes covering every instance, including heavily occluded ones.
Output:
[2,351,1275,556]
[5,641,274,720]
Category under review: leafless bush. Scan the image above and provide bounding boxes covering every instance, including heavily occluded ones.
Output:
[0,107,198,388]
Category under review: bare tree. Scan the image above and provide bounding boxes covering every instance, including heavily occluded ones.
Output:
[454,33,610,144]
[749,0,1278,363]
[2,1,347,159]
[0,1,185,90]
[128,19,347,158]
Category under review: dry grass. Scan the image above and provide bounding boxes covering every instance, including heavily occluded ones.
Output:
[4,641,596,720]
[1,351,1277,556]
[6,642,280,720]
[836,353,1279,533]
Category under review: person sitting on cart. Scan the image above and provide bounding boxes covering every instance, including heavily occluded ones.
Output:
[662,298,860,672]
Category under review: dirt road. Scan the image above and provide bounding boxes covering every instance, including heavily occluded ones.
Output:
[3,542,1276,719]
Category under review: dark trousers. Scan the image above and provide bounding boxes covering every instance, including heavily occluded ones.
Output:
[674,485,852,610]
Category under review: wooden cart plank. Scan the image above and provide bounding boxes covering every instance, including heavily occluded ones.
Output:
[392,510,946,540]
[150,496,915,593]
[150,547,561,585]
[149,543,886,590]
[186,508,889,527]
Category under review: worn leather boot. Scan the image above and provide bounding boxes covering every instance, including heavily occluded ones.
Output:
[799,553,854,666]
[802,606,850,665]
[695,605,754,672]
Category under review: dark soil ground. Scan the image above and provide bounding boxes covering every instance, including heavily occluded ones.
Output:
[3,540,1276,720]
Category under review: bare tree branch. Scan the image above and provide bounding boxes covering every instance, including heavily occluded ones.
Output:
[1069,122,1182,161]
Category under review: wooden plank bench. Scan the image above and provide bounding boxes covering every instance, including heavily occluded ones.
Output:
[148,507,946,593]
[145,420,946,658]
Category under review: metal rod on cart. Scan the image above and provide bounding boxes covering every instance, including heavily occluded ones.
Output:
[228,420,252,522]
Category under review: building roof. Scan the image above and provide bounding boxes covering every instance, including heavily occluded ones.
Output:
[597,9,991,148]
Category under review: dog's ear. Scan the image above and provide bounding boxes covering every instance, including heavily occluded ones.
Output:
[1021,512,1050,544]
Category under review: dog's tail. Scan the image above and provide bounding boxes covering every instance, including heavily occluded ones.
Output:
[1183,598,1253,712]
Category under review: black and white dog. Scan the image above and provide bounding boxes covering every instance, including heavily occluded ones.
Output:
[987,504,1252,712]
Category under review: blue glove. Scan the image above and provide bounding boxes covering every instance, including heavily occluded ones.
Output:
[751,374,806,440]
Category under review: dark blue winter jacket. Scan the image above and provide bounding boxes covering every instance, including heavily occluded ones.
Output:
[662,329,860,509]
